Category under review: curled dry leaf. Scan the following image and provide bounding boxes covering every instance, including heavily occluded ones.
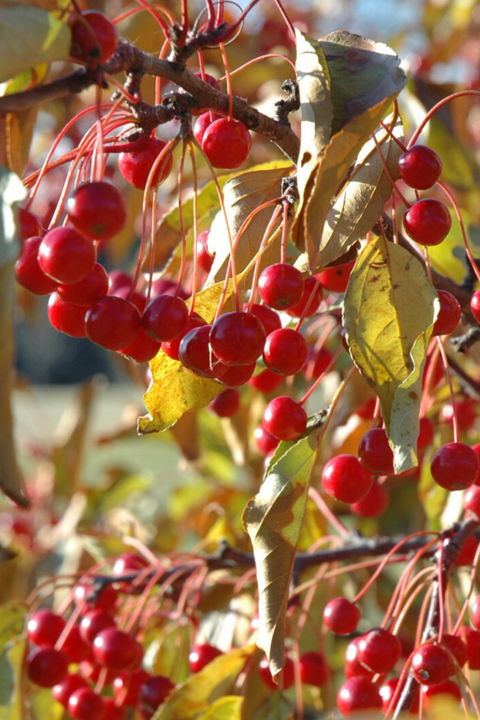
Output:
[242,427,324,681]
[292,30,407,271]
[343,235,438,473]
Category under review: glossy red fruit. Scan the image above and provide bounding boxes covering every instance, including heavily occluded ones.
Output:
[119,138,173,190]
[74,583,118,613]
[351,481,389,517]
[344,638,375,680]
[319,262,355,293]
[196,229,215,273]
[48,293,88,337]
[249,368,283,393]
[69,10,119,65]
[61,624,92,664]
[39,227,96,284]
[201,118,251,169]
[433,290,461,336]
[464,626,480,669]
[113,668,150,707]
[263,396,307,441]
[15,236,59,294]
[380,677,419,715]
[263,328,308,376]
[118,329,161,363]
[337,677,382,717]
[303,346,334,382]
[112,285,146,313]
[27,647,69,687]
[138,675,175,719]
[108,270,132,295]
[254,425,280,455]
[418,417,434,451]
[93,628,138,670]
[286,276,323,317]
[218,362,256,387]
[143,295,189,342]
[67,181,127,241]
[80,609,116,645]
[18,208,43,242]
[357,627,402,674]
[258,263,304,310]
[442,396,477,431]
[68,687,105,720]
[210,311,266,366]
[79,660,117,685]
[258,655,294,690]
[412,644,454,685]
[193,112,223,145]
[322,454,372,504]
[113,553,150,594]
[103,698,126,720]
[52,673,89,707]
[455,535,480,566]
[86,296,141,350]
[324,597,360,635]
[358,428,395,475]
[57,263,109,307]
[465,485,480,517]
[471,290,480,322]
[430,442,479,491]
[398,145,443,189]
[299,651,329,687]
[247,303,282,337]
[161,313,206,360]
[422,679,461,707]
[179,325,228,378]
[28,609,66,647]
[403,198,452,246]
[208,388,240,417]
[442,633,467,668]
[188,643,223,673]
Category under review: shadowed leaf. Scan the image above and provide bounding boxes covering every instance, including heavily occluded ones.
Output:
[155,646,254,720]
[343,235,438,473]
[242,428,323,680]
[0,605,26,657]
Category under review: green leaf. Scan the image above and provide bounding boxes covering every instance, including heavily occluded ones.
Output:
[31,690,64,720]
[0,640,26,720]
[0,605,26,657]
[155,646,254,720]
[292,30,406,271]
[198,696,243,720]
[343,235,438,473]
[242,429,323,680]
[295,113,404,272]
[0,7,70,84]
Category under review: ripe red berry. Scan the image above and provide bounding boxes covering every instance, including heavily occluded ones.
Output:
[104,698,126,720]
[263,396,307,441]
[161,313,206,361]
[218,362,256,387]
[380,677,419,715]
[142,294,189,342]
[286,276,323,317]
[69,10,119,65]
[418,416,435,451]
[319,262,355,293]
[344,638,375,680]
[322,454,372,504]
[258,263,304,310]
[27,647,69,687]
[357,627,402,674]
[118,329,161,363]
[411,643,454,685]
[422,679,462,707]
[464,626,480,669]
[188,643,223,673]
[80,609,116,645]
[193,112,223,145]
[52,673,89,707]
[254,425,280,455]
[441,396,477,431]
[249,368,283,393]
[18,208,43,242]
[299,651,329,687]
[119,138,173,190]
[263,328,308,376]
[68,687,105,720]
[113,668,150,707]
[57,263,109,307]
[303,346,334,382]
[74,583,118,613]
[247,303,282,337]
[48,293,88,337]
[201,118,251,169]
[403,198,452,246]
[471,290,480,322]
[430,442,479,491]
[86,296,141,351]
[210,311,266,366]
[258,655,294,690]
[432,290,461,336]
[15,236,59,295]
[442,633,467,668]
[196,229,215,273]
[138,675,175,719]
[61,624,92,664]
[28,609,66,647]
[108,270,133,295]
[209,388,240,417]
[39,227,96,285]
[351,481,389,517]
[398,145,442,189]
[323,597,360,635]
[358,428,395,475]
[93,628,139,670]
[179,325,228,378]
[454,535,480,566]
[337,677,382,717]
[465,485,480,517]
[67,181,127,241]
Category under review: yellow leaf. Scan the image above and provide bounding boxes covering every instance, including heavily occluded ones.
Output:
[0,7,70,84]
[343,235,438,473]
[242,429,323,680]
[0,640,26,720]
[198,696,243,720]
[155,646,254,720]
[0,605,26,656]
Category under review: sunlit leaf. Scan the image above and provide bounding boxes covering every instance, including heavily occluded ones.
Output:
[0,7,70,84]
[0,605,25,658]
[292,30,406,270]
[0,640,25,719]
[31,689,64,720]
[242,428,323,680]
[343,235,438,473]
[155,646,254,720]
[198,696,243,720]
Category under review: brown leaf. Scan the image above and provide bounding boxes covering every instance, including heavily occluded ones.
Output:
[169,409,200,461]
